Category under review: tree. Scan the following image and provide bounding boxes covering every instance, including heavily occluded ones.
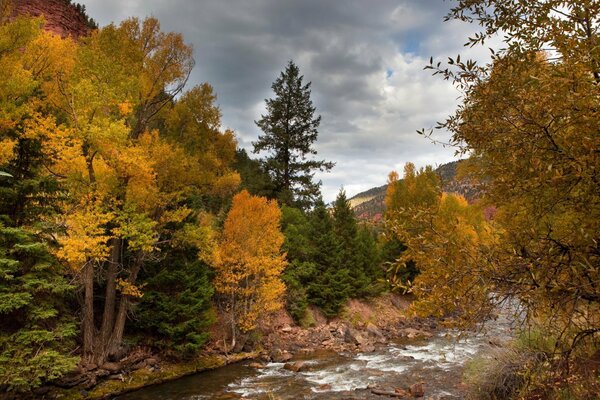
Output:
[416,1,599,392]
[393,192,496,321]
[280,206,315,324]
[49,17,236,365]
[0,223,77,392]
[134,253,214,359]
[305,200,349,317]
[212,190,287,350]
[332,189,382,297]
[233,149,277,199]
[384,163,440,289]
[253,61,333,209]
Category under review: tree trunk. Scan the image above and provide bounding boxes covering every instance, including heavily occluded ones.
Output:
[82,262,95,364]
[108,253,143,357]
[97,238,121,363]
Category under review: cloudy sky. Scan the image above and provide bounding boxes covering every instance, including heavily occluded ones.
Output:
[79,0,493,202]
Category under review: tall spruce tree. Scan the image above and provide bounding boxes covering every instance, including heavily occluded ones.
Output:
[253,61,334,209]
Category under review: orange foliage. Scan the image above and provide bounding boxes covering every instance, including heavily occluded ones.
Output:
[213,190,287,333]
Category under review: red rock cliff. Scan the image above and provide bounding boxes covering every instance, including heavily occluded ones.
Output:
[12,0,92,39]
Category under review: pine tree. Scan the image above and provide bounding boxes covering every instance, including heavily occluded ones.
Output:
[332,189,382,297]
[280,206,315,324]
[0,223,77,391]
[332,189,358,251]
[134,253,214,359]
[305,200,349,317]
[253,61,334,209]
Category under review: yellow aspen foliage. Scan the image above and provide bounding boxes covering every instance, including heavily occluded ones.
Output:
[56,197,114,270]
[400,193,497,322]
[116,278,144,298]
[212,190,287,336]
[0,138,15,164]
[385,163,498,324]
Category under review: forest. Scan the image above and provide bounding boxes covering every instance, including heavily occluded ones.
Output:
[0,0,598,399]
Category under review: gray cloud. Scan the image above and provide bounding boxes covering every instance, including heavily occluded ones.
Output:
[79,0,492,201]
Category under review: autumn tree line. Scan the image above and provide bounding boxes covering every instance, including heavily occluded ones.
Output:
[0,12,387,392]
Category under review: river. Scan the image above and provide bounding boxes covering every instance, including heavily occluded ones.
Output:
[119,314,513,400]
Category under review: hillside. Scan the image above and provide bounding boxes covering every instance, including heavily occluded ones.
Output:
[350,160,480,221]
[11,0,94,39]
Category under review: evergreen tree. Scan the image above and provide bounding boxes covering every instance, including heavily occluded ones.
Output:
[0,223,77,392]
[332,189,382,297]
[233,149,277,199]
[253,61,334,209]
[134,253,214,359]
[352,226,384,296]
[332,189,358,247]
[280,206,315,324]
[305,200,349,317]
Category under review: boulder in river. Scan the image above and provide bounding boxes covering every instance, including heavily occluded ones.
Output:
[283,361,307,372]
[271,349,293,363]
[401,328,433,339]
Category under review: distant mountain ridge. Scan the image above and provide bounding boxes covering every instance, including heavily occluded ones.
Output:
[349,160,480,221]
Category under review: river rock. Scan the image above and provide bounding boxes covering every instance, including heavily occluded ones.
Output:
[394,387,410,396]
[401,328,433,339]
[248,362,265,369]
[344,326,366,345]
[360,343,376,353]
[366,323,385,339]
[283,361,307,372]
[271,350,293,363]
[409,382,425,397]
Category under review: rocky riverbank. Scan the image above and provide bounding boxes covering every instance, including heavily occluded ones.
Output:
[254,294,438,363]
[15,294,433,400]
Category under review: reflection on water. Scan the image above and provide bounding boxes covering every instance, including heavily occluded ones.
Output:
[119,316,513,400]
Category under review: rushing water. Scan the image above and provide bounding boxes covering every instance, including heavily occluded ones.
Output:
[119,315,513,400]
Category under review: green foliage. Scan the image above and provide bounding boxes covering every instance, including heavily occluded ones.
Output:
[234,149,277,199]
[58,0,98,29]
[379,236,417,287]
[352,226,384,296]
[253,60,334,210]
[280,206,313,321]
[282,193,383,320]
[333,190,383,297]
[304,200,348,317]
[0,132,62,227]
[0,224,77,392]
[135,253,214,359]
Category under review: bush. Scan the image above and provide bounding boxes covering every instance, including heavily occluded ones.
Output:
[464,346,542,400]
